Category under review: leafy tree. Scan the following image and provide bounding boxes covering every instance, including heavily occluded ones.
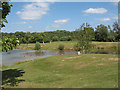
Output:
[39,33,46,45]
[60,36,72,41]
[112,22,120,41]
[2,37,19,52]
[1,2,13,27]
[74,23,94,54]
[95,24,108,42]
[25,32,31,44]
[108,25,116,42]
[1,1,20,52]
[52,36,59,41]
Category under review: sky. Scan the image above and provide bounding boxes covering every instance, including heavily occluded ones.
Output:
[1,2,119,33]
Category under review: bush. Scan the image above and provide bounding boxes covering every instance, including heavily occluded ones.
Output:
[101,47,104,50]
[34,42,41,50]
[58,44,64,50]
[74,43,81,51]
[97,47,100,50]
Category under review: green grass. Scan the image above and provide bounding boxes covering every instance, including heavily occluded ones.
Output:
[17,41,77,50]
[16,41,118,53]
[3,54,118,88]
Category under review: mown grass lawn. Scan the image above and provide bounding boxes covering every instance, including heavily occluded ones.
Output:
[3,54,118,88]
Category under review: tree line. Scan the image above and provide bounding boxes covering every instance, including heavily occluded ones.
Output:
[2,22,120,45]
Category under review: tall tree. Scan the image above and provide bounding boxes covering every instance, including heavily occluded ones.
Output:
[39,33,46,45]
[108,25,116,42]
[112,22,120,41]
[74,23,94,54]
[95,24,108,42]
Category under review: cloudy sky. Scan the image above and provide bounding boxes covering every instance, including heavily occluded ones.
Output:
[2,2,118,32]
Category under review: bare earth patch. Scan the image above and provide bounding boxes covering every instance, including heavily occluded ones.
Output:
[92,57,96,59]
[67,56,81,59]
[18,82,45,88]
[108,58,119,61]
[75,60,98,69]
[97,63,105,66]
[101,58,105,60]
[61,56,81,61]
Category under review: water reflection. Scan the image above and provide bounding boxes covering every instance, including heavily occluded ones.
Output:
[90,50,118,54]
[25,50,45,56]
[58,50,65,55]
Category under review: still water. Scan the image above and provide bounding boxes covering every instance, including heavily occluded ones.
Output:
[0,49,77,66]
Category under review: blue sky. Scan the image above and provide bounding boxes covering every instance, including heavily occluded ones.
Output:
[2,2,118,33]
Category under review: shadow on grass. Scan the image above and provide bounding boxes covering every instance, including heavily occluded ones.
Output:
[1,69,25,87]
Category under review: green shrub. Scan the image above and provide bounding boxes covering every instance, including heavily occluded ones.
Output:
[58,44,64,50]
[34,42,41,50]
[97,47,100,50]
[74,44,81,51]
[101,47,104,50]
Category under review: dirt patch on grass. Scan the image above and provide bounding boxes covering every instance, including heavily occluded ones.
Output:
[67,56,81,59]
[108,58,119,61]
[61,56,81,61]
[18,82,45,88]
[16,59,32,64]
[101,58,119,61]
[92,57,96,59]
[75,60,98,69]
[101,58,105,60]
[97,63,105,66]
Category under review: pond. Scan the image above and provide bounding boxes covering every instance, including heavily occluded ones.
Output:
[0,49,117,66]
[0,49,77,66]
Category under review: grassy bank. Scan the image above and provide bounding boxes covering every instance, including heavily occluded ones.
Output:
[16,41,118,52]
[16,41,77,50]
[2,54,118,88]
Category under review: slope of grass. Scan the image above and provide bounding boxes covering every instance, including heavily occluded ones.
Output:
[3,54,118,88]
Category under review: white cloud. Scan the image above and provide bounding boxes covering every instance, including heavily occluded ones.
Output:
[45,19,69,30]
[100,18,111,21]
[54,19,69,24]
[16,11,21,14]
[83,8,107,14]
[16,2,50,20]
